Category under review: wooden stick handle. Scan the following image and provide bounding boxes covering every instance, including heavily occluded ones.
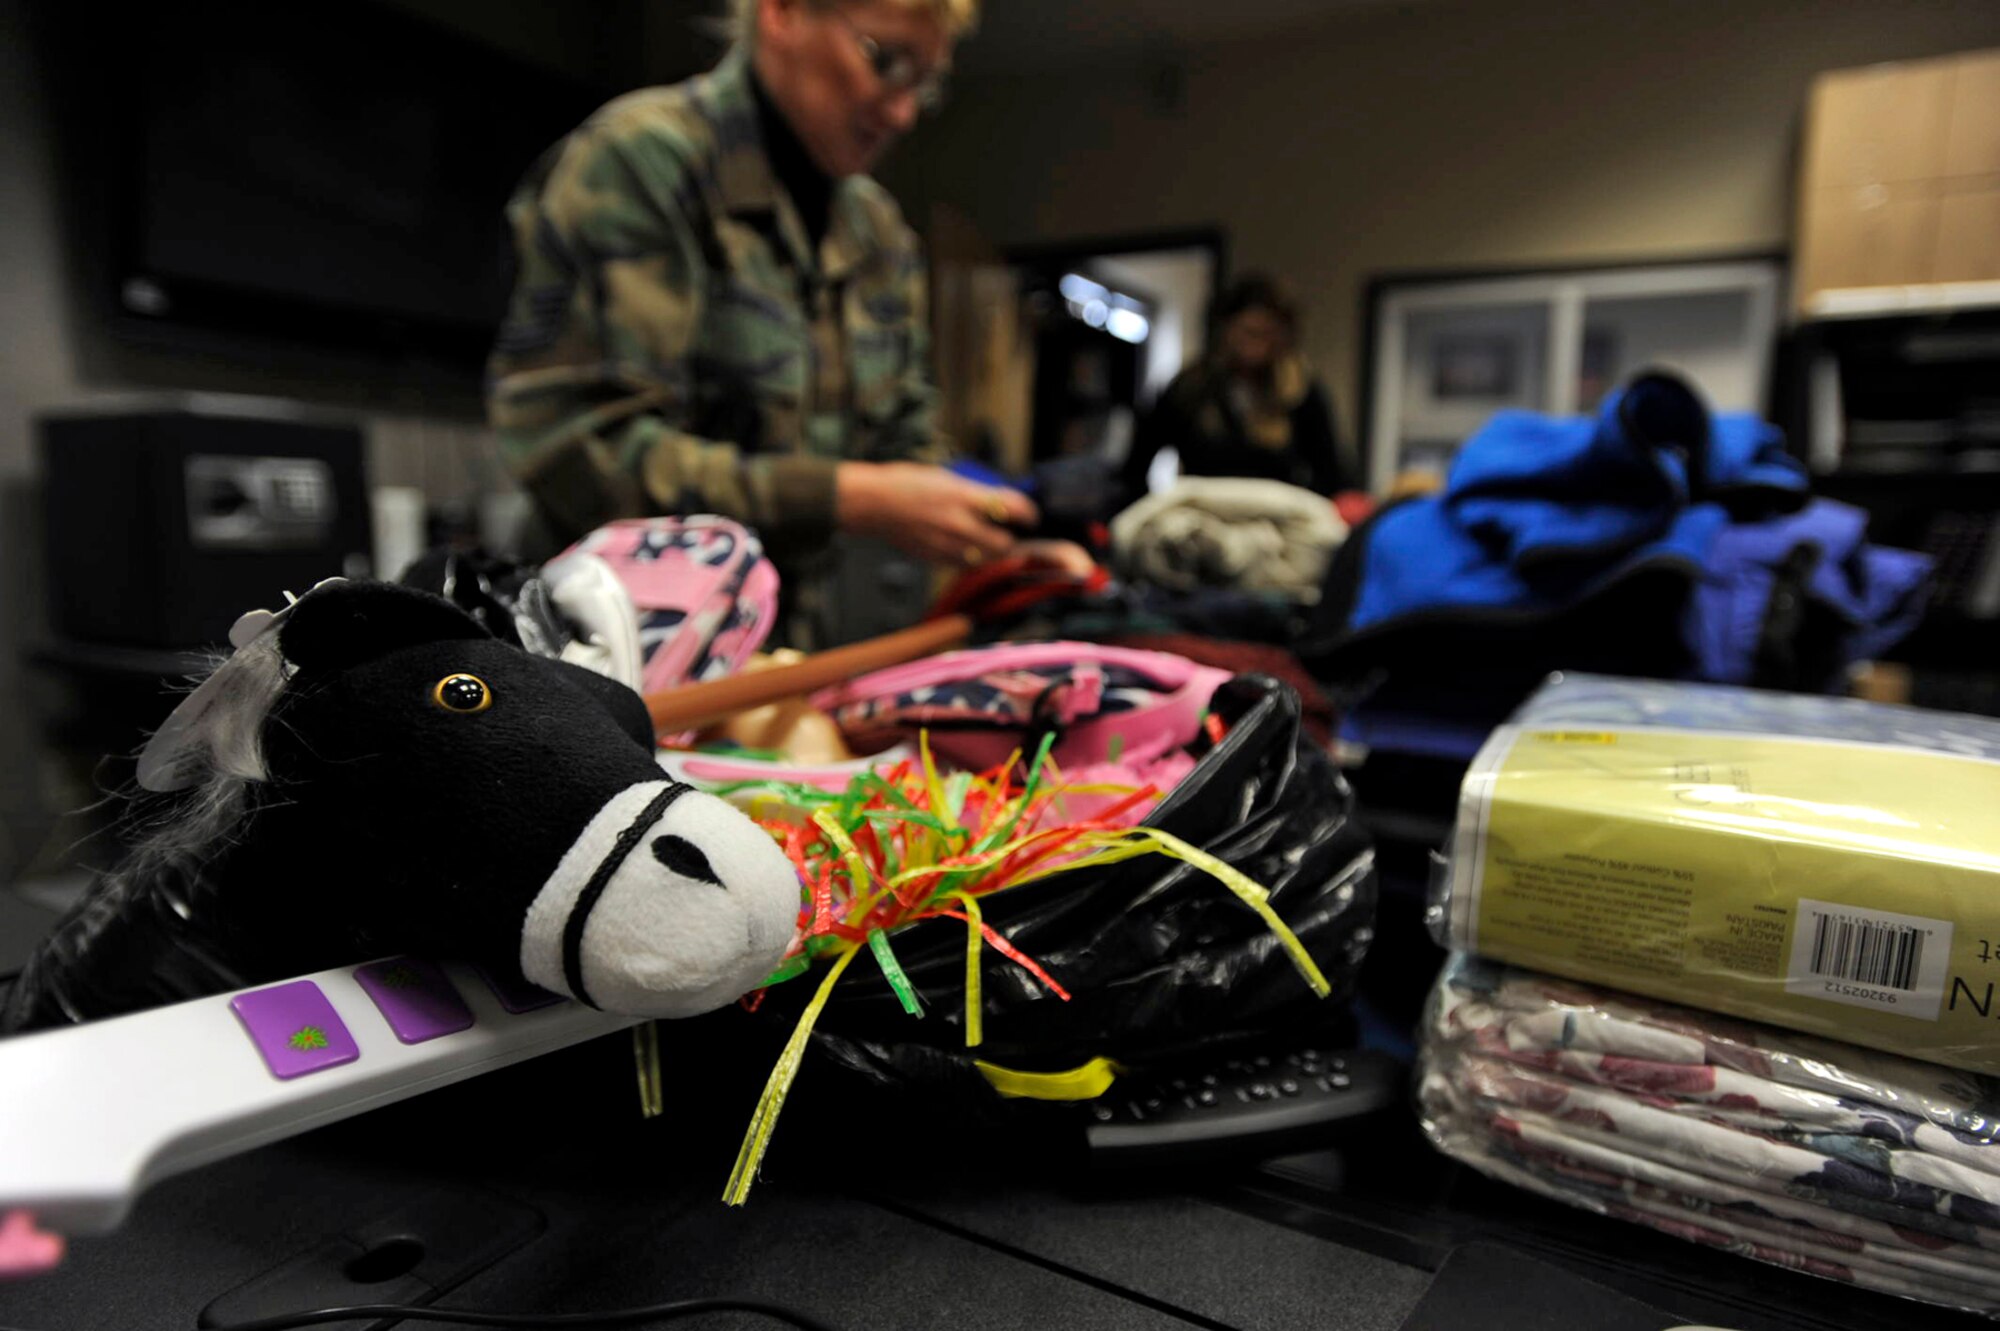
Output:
[645,613,972,735]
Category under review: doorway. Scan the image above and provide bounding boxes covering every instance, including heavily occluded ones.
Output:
[930,219,1222,469]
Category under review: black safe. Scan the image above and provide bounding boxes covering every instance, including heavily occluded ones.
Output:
[40,411,371,649]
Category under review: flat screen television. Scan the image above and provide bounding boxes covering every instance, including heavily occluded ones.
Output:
[43,0,613,380]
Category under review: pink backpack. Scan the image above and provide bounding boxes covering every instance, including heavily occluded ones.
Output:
[811,641,1232,772]
[560,517,780,693]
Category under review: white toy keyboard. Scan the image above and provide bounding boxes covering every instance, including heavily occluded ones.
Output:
[0,957,634,1236]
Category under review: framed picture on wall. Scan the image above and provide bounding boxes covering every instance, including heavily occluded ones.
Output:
[1358,256,1786,491]
[1431,335,1521,399]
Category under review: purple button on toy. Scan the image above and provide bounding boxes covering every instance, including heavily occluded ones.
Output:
[354,958,474,1044]
[231,981,360,1080]
[472,963,564,1014]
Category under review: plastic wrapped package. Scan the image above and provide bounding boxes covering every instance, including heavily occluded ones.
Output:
[1419,954,2000,1316]
[1428,672,2000,1076]
[763,673,1378,1096]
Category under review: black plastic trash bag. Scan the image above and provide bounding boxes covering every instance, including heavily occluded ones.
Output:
[761,673,1377,1097]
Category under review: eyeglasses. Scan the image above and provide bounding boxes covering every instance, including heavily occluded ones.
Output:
[824,5,949,112]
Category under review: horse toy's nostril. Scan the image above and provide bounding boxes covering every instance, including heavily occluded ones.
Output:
[652,834,723,885]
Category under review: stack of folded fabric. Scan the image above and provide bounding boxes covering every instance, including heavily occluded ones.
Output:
[1421,955,2000,1314]
[1111,476,1348,603]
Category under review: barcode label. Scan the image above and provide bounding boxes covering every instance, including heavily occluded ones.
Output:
[1786,898,1951,1020]
[1808,912,1926,990]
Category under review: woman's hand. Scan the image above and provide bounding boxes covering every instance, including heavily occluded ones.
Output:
[1011,539,1097,579]
[836,462,1038,566]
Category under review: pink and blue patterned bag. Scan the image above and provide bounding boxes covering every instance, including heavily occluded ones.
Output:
[812,641,1232,772]
[561,516,779,693]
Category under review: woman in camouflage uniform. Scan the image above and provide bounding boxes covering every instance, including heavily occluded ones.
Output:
[489,0,1035,631]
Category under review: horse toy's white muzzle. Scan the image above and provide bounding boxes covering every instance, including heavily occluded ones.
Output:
[520,781,800,1017]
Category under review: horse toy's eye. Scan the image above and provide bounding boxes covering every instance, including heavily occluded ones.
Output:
[432,674,491,714]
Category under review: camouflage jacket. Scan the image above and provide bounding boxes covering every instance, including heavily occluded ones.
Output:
[487,51,943,564]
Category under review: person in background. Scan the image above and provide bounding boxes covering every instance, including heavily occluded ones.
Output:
[487,0,1038,638]
[1122,274,1355,501]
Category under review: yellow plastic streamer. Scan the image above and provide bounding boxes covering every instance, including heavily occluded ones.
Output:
[1013,827,1333,998]
[918,732,950,866]
[943,770,973,825]
[887,837,1043,891]
[858,825,1328,999]
[723,945,862,1206]
[631,1020,664,1119]
[974,1056,1123,1100]
[815,810,884,927]
[724,745,1331,1204]
[950,890,984,1048]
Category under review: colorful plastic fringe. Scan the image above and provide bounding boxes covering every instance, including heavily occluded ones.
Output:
[713,733,1331,1205]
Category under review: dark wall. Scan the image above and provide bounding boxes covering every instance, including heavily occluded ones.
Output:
[0,0,724,888]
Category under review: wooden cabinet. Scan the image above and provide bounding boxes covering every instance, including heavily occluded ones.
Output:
[1943,50,2000,179]
[1796,47,2000,317]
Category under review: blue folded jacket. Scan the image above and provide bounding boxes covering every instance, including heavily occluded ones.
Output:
[1308,374,1932,745]
[1343,373,1806,638]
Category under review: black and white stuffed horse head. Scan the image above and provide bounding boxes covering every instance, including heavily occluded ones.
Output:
[0,581,799,1032]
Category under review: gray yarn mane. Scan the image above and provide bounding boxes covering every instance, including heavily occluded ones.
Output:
[0,635,302,1029]
[117,633,294,909]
